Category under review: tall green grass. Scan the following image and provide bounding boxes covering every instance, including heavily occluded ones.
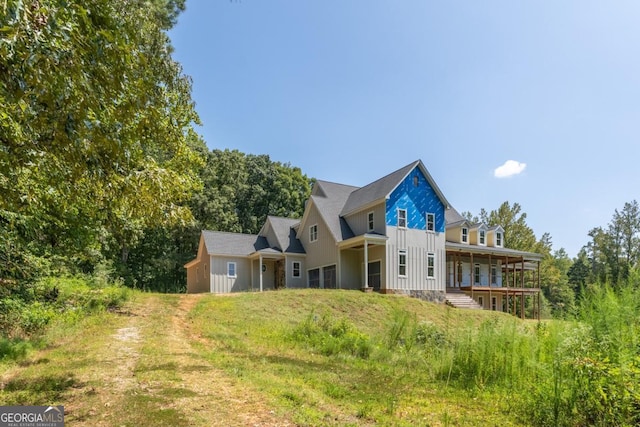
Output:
[0,276,129,360]
[284,283,640,425]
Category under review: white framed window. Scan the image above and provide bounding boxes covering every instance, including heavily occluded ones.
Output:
[491,265,497,285]
[398,209,407,228]
[398,249,407,277]
[227,262,237,278]
[426,252,435,278]
[496,232,503,247]
[474,263,480,284]
[309,224,318,242]
[426,213,435,232]
[479,230,486,245]
[367,212,374,232]
[293,261,301,278]
[461,227,468,243]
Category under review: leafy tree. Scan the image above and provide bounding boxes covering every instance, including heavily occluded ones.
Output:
[1,0,203,280]
[191,149,312,234]
[579,200,640,287]
[567,249,590,295]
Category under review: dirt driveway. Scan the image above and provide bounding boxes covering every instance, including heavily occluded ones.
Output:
[1,294,293,426]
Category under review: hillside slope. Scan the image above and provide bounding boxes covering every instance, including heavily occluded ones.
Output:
[0,290,525,426]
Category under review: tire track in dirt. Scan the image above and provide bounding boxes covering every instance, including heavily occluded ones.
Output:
[164,294,293,426]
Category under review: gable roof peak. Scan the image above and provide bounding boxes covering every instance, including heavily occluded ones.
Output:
[340,159,450,216]
[312,180,359,198]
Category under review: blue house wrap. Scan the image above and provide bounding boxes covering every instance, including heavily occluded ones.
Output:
[385,166,446,232]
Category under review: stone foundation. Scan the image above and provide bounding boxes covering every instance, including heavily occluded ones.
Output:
[382,289,446,304]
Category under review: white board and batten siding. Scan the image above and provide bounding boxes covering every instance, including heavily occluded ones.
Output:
[344,202,386,236]
[210,255,251,293]
[300,204,338,270]
[385,227,446,292]
[286,255,306,289]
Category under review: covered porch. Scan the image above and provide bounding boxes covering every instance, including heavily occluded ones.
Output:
[446,242,543,320]
[338,233,388,291]
[249,249,285,291]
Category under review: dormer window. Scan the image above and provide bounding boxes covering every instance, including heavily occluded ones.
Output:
[461,227,468,243]
[496,232,503,247]
[368,212,374,232]
[398,209,407,228]
[479,230,486,245]
[426,213,435,232]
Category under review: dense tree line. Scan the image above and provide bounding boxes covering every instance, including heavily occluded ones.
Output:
[0,0,311,292]
[572,200,640,289]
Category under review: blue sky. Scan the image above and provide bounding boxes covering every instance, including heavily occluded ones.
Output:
[169,1,640,258]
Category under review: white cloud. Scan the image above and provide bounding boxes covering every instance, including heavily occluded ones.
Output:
[494,160,527,178]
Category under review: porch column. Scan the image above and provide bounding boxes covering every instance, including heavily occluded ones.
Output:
[337,250,341,289]
[364,239,369,289]
[251,259,254,291]
[512,259,516,316]
[521,256,525,319]
[259,254,263,292]
[505,256,509,314]
[470,252,474,300]
[537,261,541,321]
[489,253,492,310]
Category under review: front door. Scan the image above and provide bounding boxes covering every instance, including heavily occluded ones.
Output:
[368,261,381,291]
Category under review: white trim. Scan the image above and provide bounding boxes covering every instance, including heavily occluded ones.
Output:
[367,211,374,232]
[461,227,469,244]
[479,229,486,246]
[292,261,301,278]
[307,267,321,288]
[496,231,503,247]
[426,212,435,232]
[426,252,435,279]
[309,224,318,242]
[398,249,407,277]
[306,262,337,289]
[227,262,237,278]
[397,209,407,229]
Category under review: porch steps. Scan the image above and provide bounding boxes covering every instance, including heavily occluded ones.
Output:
[445,289,483,310]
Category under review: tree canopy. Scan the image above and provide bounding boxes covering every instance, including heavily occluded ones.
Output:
[1,0,204,279]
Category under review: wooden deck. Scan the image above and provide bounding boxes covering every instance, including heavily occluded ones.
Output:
[456,286,540,295]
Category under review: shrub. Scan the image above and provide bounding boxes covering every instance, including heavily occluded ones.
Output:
[290,312,372,359]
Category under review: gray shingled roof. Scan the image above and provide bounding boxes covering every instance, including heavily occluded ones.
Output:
[445,206,466,225]
[202,231,270,256]
[267,216,305,254]
[340,161,418,216]
[309,180,358,242]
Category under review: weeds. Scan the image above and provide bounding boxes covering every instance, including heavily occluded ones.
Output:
[0,275,129,360]
[289,311,372,359]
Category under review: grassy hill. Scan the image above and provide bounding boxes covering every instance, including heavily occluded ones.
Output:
[188,290,529,426]
[2,286,638,426]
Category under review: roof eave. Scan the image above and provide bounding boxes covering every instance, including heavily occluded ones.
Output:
[385,160,451,209]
